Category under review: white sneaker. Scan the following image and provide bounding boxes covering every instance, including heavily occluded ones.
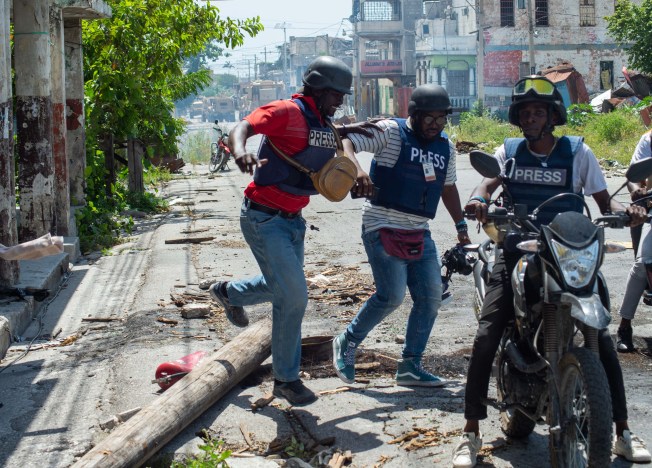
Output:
[614,430,652,463]
[452,432,482,468]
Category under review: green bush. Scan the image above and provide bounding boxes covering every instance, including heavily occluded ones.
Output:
[585,108,642,144]
[567,103,594,128]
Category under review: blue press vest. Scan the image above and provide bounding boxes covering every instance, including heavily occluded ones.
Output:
[504,136,584,226]
[370,119,450,219]
[253,98,337,196]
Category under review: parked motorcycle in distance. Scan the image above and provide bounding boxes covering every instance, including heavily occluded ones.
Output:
[209,119,231,173]
[464,150,652,467]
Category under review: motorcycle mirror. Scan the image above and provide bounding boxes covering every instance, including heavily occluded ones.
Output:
[470,150,501,179]
[214,119,219,125]
[626,157,652,183]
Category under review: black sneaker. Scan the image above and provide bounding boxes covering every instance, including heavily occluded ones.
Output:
[273,379,318,406]
[209,282,249,327]
[617,326,635,353]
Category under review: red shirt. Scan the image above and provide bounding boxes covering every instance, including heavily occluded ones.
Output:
[243,94,325,213]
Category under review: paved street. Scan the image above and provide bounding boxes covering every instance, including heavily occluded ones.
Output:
[0,141,651,467]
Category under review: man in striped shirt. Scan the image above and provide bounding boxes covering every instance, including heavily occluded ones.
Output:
[332,84,470,387]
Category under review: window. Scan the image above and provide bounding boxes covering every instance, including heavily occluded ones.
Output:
[422,24,430,35]
[535,0,548,26]
[361,0,401,21]
[600,61,613,90]
[580,0,596,26]
[500,0,515,27]
[447,70,469,97]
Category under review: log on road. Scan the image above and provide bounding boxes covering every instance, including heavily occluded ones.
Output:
[73,317,273,468]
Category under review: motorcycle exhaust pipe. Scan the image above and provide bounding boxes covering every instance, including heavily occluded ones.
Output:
[504,339,548,374]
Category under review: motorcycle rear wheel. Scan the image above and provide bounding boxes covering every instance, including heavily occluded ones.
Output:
[209,142,220,173]
[550,347,612,468]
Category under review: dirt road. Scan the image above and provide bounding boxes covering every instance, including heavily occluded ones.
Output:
[0,138,650,467]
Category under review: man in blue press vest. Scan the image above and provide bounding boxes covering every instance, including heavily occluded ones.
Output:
[332,84,470,387]
[452,75,651,467]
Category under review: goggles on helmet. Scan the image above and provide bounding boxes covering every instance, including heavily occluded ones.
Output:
[513,78,556,97]
[422,115,448,126]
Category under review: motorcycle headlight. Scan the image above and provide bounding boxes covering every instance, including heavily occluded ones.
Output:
[550,239,599,289]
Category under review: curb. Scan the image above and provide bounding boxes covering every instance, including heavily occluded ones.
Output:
[0,240,76,360]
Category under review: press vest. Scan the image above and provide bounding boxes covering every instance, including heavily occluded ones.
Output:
[370,119,450,219]
[253,98,337,196]
[504,136,584,226]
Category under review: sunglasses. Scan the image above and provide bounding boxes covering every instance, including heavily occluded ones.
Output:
[422,115,448,126]
[513,78,556,96]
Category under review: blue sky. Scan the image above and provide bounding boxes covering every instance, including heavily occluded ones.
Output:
[213,0,354,77]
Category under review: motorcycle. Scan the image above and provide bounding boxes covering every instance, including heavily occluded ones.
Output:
[209,119,231,173]
[464,150,652,467]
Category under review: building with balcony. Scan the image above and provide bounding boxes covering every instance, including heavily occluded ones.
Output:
[415,0,478,113]
[351,0,424,119]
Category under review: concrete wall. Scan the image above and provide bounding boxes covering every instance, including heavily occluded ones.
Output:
[481,0,642,100]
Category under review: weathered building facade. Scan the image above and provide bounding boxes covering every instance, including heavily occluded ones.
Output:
[343,0,640,118]
[415,0,478,112]
[480,0,641,111]
[0,0,110,287]
[350,0,424,119]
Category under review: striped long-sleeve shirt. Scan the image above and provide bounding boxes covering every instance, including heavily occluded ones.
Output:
[347,118,457,234]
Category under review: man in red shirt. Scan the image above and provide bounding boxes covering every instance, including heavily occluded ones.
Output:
[209,56,371,405]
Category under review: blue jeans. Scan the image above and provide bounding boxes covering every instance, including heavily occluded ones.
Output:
[225,202,308,382]
[346,229,442,359]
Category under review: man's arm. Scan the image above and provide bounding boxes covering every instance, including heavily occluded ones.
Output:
[463,177,502,224]
[342,138,374,198]
[591,189,647,226]
[442,184,471,244]
[228,120,262,175]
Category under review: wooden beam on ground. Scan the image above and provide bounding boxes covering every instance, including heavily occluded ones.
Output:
[72,317,273,468]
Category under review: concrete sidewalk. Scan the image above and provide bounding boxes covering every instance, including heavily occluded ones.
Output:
[0,237,79,359]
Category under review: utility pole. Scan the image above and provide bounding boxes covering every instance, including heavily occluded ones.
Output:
[526,0,536,74]
[476,0,485,103]
[275,22,291,94]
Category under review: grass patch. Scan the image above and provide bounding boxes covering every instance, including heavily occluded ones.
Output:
[450,108,647,166]
[179,129,212,165]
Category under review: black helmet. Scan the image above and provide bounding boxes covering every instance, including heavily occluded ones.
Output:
[508,75,567,126]
[408,84,452,116]
[302,56,352,94]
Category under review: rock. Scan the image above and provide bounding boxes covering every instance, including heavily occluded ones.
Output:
[395,335,405,344]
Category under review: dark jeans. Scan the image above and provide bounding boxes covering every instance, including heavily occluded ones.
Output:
[464,251,628,422]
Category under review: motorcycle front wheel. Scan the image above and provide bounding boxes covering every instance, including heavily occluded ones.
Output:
[209,142,220,173]
[550,347,612,468]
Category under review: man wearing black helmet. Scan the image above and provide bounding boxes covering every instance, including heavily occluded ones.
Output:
[209,56,374,406]
[452,76,650,467]
[332,83,470,388]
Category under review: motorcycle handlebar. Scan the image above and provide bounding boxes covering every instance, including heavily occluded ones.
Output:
[592,212,632,229]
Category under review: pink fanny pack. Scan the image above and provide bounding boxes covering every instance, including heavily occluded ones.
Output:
[379,228,425,260]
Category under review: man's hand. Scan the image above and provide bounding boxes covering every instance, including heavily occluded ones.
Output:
[338,121,381,138]
[626,204,648,227]
[457,232,471,245]
[631,187,648,202]
[464,200,489,224]
[351,171,374,198]
[234,152,267,175]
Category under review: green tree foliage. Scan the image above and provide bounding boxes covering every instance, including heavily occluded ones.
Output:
[76,0,262,252]
[82,0,262,155]
[606,0,652,75]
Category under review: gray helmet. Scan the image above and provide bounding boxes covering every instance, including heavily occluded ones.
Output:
[408,84,452,116]
[302,56,352,95]
[508,75,567,126]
